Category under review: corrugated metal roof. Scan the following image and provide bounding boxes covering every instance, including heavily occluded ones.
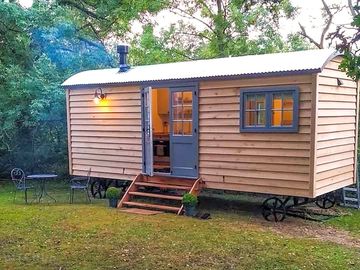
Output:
[62,49,338,87]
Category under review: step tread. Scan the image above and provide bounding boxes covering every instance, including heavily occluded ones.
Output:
[123,201,180,212]
[343,187,359,192]
[344,197,359,202]
[135,181,191,190]
[129,191,182,200]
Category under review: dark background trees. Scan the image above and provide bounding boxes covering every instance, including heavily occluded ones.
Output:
[0,0,358,177]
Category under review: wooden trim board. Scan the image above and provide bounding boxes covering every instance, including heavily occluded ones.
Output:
[309,74,319,197]
[66,89,73,175]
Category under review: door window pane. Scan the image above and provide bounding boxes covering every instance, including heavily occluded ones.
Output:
[172,91,193,136]
[183,107,192,120]
[172,92,182,106]
[173,107,182,120]
[183,121,192,135]
[182,92,192,105]
[173,121,182,135]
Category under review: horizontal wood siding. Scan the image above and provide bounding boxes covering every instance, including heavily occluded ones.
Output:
[314,57,358,196]
[68,86,142,180]
[198,75,313,197]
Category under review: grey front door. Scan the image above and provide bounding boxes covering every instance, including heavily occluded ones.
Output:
[142,87,153,176]
[170,86,198,178]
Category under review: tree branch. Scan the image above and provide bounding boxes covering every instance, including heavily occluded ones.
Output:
[319,0,334,48]
[58,0,105,21]
[170,7,214,32]
[298,23,322,48]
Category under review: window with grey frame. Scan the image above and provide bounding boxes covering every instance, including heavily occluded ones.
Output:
[240,87,299,132]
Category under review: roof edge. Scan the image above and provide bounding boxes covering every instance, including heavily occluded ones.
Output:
[62,68,321,90]
[320,51,342,71]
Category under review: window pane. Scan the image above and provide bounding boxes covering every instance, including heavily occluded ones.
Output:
[256,95,265,110]
[245,95,255,110]
[183,107,192,120]
[172,92,182,106]
[172,106,182,120]
[257,110,266,126]
[283,94,293,110]
[183,121,192,135]
[272,94,282,110]
[272,111,282,126]
[173,121,182,135]
[245,111,256,126]
[282,111,293,126]
[182,91,192,105]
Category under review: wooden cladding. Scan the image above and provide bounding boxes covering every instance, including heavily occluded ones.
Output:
[67,86,142,180]
[65,55,357,198]
[198,75,313,197]
[314,58,358,196]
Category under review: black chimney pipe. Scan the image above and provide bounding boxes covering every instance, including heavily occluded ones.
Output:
[117,45,130,72]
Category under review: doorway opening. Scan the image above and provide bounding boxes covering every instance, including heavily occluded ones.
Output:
[151,88,170,174]
[142,85,198,178]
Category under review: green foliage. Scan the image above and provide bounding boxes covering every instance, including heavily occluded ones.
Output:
[333,5,359,81]
[130,0,309,64]
[339,51,360,81]
[182,193,198,206]
[105,187,121,199]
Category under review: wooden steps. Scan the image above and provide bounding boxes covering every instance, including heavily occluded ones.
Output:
[134,182,191,191]
[128,191,182,200]
[118,173,203,214]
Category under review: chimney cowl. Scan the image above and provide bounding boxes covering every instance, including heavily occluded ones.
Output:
[117,44,130,72]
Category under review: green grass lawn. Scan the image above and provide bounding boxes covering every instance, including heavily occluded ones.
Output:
[0,180,359,270]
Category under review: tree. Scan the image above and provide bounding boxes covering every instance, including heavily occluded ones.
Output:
[130,0,309,65]
[298,0,344,49]
[56,0,167,41]
[329,1,360,80]
[297,0,359,80]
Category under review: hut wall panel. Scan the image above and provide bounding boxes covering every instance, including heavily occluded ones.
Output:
[67,86,142,181]
[314,58,358,196]
[198,75,313,197]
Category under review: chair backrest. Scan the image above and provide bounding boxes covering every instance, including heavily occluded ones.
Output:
[10,168,26,188]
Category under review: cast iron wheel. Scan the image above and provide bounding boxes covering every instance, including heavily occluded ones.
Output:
[315,193,336,209]
[91,180,106,199]
[262,197,286,222]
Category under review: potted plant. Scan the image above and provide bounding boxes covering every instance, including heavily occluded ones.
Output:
[182,193,198,216]
[106,187,121,208]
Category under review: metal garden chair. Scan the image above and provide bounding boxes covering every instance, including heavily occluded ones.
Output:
[10,168,34,203]
[69,168,92,203]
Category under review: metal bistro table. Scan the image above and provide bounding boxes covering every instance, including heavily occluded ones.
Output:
[27,174,58,203]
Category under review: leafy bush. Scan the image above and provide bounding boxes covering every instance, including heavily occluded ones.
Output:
[182,193,198,206]
[106,187,121,199]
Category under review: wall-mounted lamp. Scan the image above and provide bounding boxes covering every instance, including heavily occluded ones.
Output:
[94,88,106,104]
[337,78,343,86]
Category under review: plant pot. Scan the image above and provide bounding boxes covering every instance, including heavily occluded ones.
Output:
[108,198,119,208]
[184,204,196,216]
